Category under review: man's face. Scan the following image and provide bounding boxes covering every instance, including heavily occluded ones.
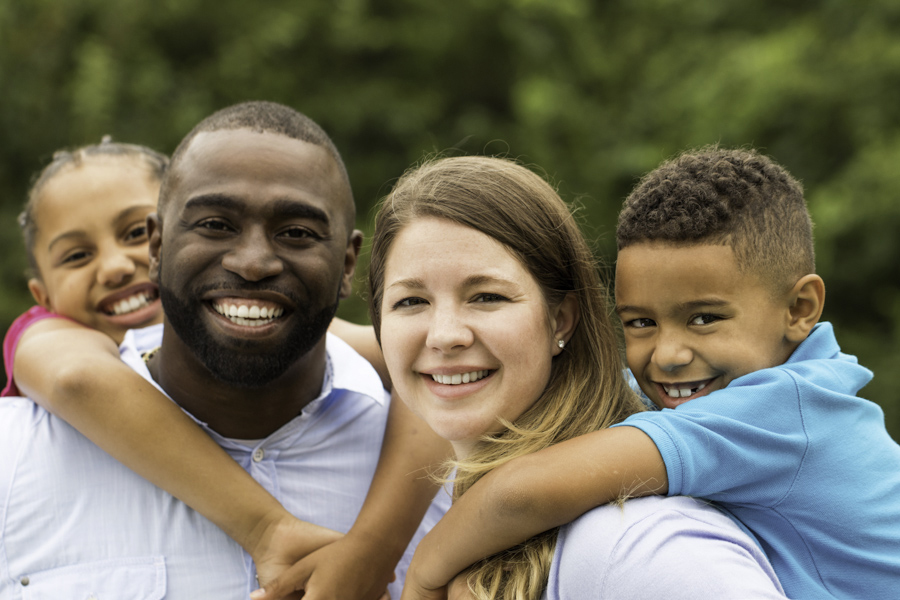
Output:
[150,129,361,387]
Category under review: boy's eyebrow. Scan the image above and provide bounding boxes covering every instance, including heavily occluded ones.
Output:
[615,298,730,315]
[183,194,330,225]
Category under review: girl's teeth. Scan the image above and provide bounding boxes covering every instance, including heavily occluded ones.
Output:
[431,370,490,385]
[112,292,153,315]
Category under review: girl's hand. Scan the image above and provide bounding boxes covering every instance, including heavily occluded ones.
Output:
[251,529,396,600]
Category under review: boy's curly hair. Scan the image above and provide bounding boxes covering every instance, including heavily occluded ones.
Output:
[617,146,814,292]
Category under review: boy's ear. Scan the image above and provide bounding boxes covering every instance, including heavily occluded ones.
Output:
[785,274,825,344]
[551,293,580,356]
[147,213,162,283]
[27,278,51,311]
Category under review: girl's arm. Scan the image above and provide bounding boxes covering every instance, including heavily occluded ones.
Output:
[13,318,336,565]
[399,426,668,600]
[328,317,392,388]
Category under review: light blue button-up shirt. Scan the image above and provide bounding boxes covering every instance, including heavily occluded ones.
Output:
[0,325,449,599]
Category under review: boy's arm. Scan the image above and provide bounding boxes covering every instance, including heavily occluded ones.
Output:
[400,426,667,599]
[254,393,452,600]
[14,320,338,573]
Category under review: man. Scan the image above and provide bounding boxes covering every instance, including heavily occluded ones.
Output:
[0,102,447,599]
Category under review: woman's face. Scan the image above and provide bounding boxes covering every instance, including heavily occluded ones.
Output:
[380,217,565,458]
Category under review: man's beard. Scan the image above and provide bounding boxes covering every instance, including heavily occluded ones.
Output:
[158,278,339,389]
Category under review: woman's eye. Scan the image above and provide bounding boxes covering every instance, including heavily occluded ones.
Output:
[393,297,426,309]
[690,314,720,326]
[473,293,508,303]
[625,318,655,329]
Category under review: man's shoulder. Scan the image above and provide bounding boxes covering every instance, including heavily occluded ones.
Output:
[325,332,387,404]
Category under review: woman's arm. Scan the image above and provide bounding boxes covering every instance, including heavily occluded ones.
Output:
[400,426,668,599]
[13,319,331,562]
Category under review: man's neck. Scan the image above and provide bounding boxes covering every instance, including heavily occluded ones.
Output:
[146,327,327,439]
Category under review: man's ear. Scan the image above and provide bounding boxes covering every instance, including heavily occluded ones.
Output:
[27,278,52,311]
[339,230,363,299]
[785,274,825,344]
[147,213,162,284]
[550,293,580,356]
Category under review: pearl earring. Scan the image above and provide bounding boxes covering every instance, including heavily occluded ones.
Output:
[557,339,565,349]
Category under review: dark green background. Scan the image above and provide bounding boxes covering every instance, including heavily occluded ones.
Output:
[2,0,898,439]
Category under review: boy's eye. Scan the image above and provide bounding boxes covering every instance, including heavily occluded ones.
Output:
[690,314,720,326]
[625,318,655,329]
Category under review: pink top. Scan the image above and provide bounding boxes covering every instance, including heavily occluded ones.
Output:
[2,306,71,397]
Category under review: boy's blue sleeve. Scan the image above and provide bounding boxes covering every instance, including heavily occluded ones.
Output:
[615,369,808,506]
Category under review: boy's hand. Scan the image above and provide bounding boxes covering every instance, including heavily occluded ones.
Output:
[251,530,396,600]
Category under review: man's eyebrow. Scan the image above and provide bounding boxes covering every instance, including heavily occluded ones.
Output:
[183,194,242,212]
[183,194,331,226]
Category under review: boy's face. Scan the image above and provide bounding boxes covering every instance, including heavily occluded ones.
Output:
[28,159,163,344]
[615,241,795,410]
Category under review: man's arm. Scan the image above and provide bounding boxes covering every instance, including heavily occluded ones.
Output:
[400,426,667,599]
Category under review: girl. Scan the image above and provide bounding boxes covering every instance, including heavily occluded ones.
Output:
[3,137,445,599]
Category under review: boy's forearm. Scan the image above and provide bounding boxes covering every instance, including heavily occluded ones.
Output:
[14,325,290,553]
[349,396,450,562]
[408,426,667,589]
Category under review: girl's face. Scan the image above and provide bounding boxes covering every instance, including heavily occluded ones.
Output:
[379,217,566,459]
[28,158,163,344]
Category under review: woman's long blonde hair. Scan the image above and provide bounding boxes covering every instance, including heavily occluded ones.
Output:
[368,156,645,599]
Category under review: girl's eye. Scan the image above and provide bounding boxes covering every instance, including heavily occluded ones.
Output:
[473,293,508,303]
[625,318,655,329]
[392,297,426,309]
[690,314,720,326]
[61,250,91,264]
[124,225,148,242]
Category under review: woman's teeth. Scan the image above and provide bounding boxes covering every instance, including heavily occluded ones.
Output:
[213,303,284,327]
[663,380,709,398]
[432,370,490,385]
[110,292,155,315]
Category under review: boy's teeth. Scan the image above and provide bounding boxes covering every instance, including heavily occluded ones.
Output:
[663,381,708,398]
[432,370,490,385]
[214,302,284,326]
[112,292,153,315]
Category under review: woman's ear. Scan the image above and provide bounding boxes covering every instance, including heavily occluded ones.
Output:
[786,274,825,344]
[550,293,580,356]
[27,278,52,311]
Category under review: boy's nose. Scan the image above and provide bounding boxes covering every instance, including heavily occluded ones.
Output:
[426,306,474,353]
[652,332,693,371]
[221,229,284,282]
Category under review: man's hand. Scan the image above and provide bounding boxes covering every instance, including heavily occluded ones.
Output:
[251,530,397,600]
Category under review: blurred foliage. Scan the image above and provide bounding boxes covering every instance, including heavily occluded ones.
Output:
[1,0,898,438]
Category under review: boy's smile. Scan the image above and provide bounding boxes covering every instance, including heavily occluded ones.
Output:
[615,241,797,410]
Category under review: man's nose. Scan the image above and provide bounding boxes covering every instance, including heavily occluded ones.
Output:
[426,305,474,353]
[221,228,284,282]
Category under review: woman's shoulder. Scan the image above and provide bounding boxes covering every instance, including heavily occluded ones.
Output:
[547,496,784,599]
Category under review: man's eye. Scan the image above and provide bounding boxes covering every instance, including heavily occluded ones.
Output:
[197,219,232,232]
[281,227,318,240]
[625,318,655,329]
[690,314,720,326]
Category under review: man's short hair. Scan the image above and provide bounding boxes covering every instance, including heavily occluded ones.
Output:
[617,146,814,292]
[160,100,353,213]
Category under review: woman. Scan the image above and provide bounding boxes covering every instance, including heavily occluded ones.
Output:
[368,156,785,599]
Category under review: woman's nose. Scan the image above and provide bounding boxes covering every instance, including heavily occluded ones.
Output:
[426,306,475,353]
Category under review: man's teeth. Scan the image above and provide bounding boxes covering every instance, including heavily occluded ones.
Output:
[111,292,155,315]
[432,370,490,385]
[663,381,708,398]
[214,303,284,326]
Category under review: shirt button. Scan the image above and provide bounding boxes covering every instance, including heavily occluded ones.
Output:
[20,576,30,586]
[252,448,265,462]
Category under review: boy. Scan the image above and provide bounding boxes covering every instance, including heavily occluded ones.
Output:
[402,147,900,600]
